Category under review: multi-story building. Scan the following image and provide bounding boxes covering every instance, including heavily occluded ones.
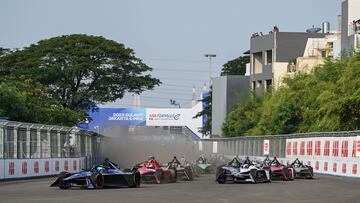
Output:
[339,0,360,54]
[249,32,326,94]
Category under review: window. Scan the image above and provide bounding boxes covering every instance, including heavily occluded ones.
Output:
[17,128,27,159]
[266,50,272,64]
[266,80,272,92]
[30,129,38,158]
[4,127,15,159]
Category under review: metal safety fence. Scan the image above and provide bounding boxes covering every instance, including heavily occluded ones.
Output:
[0,120,102,180]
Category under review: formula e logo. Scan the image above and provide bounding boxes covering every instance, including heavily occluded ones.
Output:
[148,113,181,121]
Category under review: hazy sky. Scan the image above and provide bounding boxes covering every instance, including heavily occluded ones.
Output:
[0,0,341,108]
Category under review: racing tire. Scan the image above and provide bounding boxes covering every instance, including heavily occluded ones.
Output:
[216,168,226,184]
[282,167,291,181]
[155,169,163,184]
[91,172,104,189]
[130,171,141,188]
[184,167,193,181]
[308,167,314,179]
[250,169,258,183]
[169,168,177,183]
[58,172,71,189]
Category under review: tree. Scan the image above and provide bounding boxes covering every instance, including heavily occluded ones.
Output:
[0,78,82,126]
[222,52,360,136]
[193,87,212,135]
[222,92,262,137]
[221,55,250,76]
[0,34,161,123]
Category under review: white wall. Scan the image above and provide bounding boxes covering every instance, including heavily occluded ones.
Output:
[272,62,289,89]
[0,157,85,180]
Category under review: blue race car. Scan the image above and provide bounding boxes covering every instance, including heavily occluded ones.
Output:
[50,160,141,189]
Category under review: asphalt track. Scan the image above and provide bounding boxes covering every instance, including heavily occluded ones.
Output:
[1,174,359,203]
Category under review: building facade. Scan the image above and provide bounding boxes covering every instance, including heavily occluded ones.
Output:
[211,75,249,136]
[250,32,326,94]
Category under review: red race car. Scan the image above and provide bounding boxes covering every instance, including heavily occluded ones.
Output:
[136,156,177,184]
[262,156,294,181]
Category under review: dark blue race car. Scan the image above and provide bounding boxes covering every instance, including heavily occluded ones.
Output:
[50,161,141,189]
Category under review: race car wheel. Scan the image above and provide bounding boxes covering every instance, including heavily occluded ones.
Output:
[216,169,226,184]
[169,168,177,183]
[185,167,193,181]
[282,167,290,180]
[250,169,258,183]
[91,172,104,189]
[58,172,71,189]
[130,171,141,188]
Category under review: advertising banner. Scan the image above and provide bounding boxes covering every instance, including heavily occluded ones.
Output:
[263,140,270,155]
[285,136,360,177]
[146,103,203,138]
[356,136,360,157]
[81,103,204,138]
[84,108,146,130]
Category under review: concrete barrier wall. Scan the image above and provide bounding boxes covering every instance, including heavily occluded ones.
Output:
[0,157,86,180]
[200,132,360,178]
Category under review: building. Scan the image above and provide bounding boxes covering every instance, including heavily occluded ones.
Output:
[339,0,360,55]
[211,75,249,136]
[250,32,326,94]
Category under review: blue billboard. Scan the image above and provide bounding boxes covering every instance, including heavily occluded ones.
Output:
[83,108,146,132]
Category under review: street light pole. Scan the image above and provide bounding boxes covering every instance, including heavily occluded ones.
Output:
[204,54,216,85]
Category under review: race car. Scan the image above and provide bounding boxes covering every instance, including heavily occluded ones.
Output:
[50,160,141,189]
[262,156,294,181]
[290,158,314,179]
[136,156,177,184]
[195,156,215,174]
[216,157,271,184]
[167,156,193,181]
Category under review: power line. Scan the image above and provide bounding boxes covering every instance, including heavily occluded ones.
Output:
[143,57,222,64]
[141,96,191,101]
[153,67,221,73]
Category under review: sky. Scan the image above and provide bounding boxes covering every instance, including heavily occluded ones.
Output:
[0,0,341,108]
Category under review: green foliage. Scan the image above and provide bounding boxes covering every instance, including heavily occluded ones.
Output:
[193,87,212,135]
[221,55,249,76]
[223,52,360,136]
[0,79,82,126]
[0,34,160,125]
[222,92,262,136]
